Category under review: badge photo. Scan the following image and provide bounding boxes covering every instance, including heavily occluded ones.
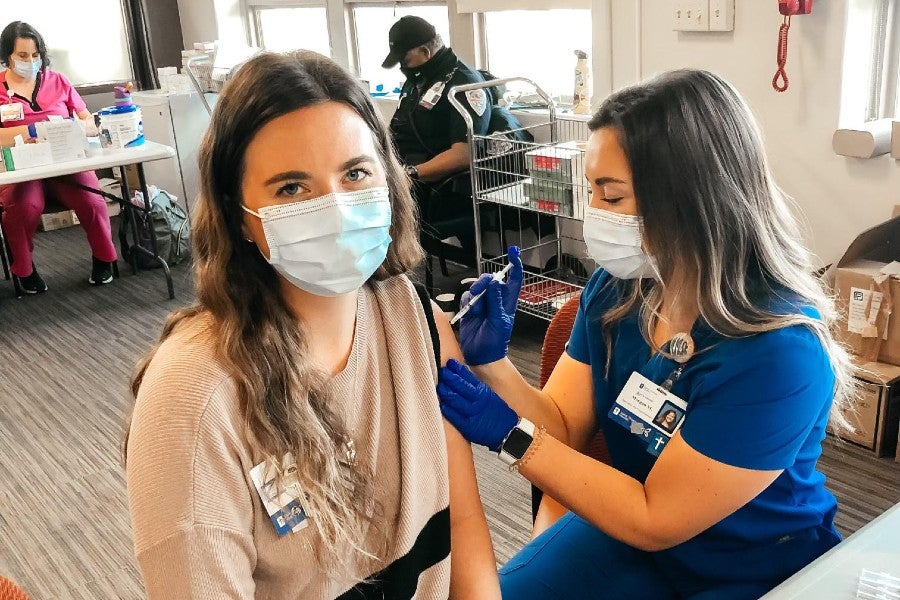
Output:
[250,454,312,537]
[1,102,25,123]
[419,81,445,110]
[608,372,688,457]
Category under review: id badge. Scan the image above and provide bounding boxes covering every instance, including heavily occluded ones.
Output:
[608,372,688,457]
[249,454,311,537]
[0,102,24,123]
[419,81,445,110]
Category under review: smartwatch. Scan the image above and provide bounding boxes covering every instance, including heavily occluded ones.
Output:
[405,164,419,180]
[498,417,536,466]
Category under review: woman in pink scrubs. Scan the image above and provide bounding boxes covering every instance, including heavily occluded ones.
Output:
[0,21,117,293]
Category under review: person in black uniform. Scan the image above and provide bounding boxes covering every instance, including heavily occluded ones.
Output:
[383,16,491,260]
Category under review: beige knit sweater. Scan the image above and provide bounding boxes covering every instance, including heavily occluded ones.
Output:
[126,276,451,599]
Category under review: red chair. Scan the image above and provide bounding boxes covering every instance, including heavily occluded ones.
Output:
[0,576,30,600]
[531,293,613,538]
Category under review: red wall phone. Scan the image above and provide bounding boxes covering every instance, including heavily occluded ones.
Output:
[779,0,814,16]
[773,0,813,91]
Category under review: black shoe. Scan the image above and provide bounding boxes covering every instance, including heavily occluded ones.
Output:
[20,264,48,294]
[89,257,114,286]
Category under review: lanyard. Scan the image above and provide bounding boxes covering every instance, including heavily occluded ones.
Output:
[658,331,695,391]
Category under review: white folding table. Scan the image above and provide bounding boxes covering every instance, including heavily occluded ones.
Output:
[0,141,178,298]
[763,501,900,598]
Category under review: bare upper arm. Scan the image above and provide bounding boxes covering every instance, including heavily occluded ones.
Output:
[432,300,464,366]
[641,433,782,549]
[541,352,597,450]
[432,302,500,597]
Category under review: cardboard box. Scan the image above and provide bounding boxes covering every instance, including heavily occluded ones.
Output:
[39,209,80,232]
[118,163,142,192]
[523,177,573,203]
[2,140,53,170]
[832,216,900,364]
[835,360,900,456]
[99,178,123,218]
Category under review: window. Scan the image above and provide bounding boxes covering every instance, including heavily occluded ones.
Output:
[840,0,900,124]
[11,0,133,86]
[483,10,591,105]
[350,2,450,93]
[250,4,331,55]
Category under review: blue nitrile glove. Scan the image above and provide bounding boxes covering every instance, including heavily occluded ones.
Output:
[437,359,519,452]
[459,246,524,366]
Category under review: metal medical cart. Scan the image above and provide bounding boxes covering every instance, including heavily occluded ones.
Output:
[448,77,592,321]
[185,45,260,116]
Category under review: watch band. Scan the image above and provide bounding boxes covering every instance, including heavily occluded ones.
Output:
[498,417,536,466]
[405,164,419,180]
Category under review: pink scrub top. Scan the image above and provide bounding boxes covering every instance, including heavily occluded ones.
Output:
[0,68,87,127]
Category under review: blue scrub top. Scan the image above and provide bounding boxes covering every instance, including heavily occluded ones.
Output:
[567,269,841,593]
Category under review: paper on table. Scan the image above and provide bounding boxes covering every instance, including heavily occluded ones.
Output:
[34,119,85,163]
[3,137,53,170]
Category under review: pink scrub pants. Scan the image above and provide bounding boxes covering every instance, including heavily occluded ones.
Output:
[0,170,117,277]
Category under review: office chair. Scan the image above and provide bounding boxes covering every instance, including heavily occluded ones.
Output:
[530,292,613,539]
[0,576,30,600]
[417,171,481,295]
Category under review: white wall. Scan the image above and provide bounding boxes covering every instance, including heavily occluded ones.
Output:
[616,0,899,265]
[176,0,219,48]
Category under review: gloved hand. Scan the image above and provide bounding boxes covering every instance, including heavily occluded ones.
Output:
[437,359,519,452]
[459,246,523,366]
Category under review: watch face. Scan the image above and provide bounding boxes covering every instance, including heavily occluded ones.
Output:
[503,427,533,460]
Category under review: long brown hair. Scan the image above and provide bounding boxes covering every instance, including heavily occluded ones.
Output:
[126,50,422,578]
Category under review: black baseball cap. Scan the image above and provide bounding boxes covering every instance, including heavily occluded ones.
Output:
[381,16,437,69]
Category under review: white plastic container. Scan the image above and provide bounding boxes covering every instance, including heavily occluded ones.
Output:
[98,105,145,149]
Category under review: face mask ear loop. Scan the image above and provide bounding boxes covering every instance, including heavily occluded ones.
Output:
[240,205,262,242]
[242,205,262,219]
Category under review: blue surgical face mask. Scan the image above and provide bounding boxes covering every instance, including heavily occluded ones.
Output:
[12,58,41,79]
[242,187,393,297]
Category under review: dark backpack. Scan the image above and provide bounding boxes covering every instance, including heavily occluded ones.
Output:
[126,190,190,269]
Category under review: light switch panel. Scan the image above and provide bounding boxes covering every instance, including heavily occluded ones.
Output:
[709,0,735,31]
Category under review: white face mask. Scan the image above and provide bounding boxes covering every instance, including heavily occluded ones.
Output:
[243,187,392,296]
[582,206,655,280]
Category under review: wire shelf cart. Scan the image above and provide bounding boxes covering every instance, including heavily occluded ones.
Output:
[448,77,592,321]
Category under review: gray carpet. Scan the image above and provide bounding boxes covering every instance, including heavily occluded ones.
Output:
[1,221,898,598]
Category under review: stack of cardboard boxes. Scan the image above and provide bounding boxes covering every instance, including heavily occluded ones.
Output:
[832,211,900,461]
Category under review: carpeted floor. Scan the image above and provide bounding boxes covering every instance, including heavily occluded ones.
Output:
[1,221,898,598]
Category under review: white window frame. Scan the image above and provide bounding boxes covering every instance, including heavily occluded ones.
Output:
[477,8,594,107]
[244,0,329,49]
[866,0,900,121]
[345,0,451,76]
[841,0,900,125]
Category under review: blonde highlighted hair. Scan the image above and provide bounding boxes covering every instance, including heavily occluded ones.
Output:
[588,69,854,430]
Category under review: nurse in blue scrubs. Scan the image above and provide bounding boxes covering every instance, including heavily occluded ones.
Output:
[437,69,855,599]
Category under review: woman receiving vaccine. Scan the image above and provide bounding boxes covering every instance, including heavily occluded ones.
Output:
[125,51,499,599]
[439,69,853,599]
